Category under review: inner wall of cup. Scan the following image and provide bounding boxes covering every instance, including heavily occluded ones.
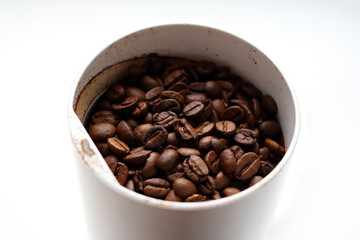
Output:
[74,24,296,152]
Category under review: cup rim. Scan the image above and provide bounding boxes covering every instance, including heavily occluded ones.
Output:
[68,23,301,211]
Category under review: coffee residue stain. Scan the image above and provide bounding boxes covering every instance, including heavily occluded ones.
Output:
[81,139,95,156]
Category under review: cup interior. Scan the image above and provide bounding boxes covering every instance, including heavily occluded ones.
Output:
[69,24,300,209]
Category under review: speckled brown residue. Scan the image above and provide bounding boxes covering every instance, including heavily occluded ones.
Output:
[81,139,95,156]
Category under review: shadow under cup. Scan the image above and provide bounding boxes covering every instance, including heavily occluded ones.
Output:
[68,24,300,240]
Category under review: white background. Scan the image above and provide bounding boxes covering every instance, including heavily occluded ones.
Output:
[1,0,360,239]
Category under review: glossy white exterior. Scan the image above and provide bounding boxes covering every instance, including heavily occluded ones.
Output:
[68,24,300,240]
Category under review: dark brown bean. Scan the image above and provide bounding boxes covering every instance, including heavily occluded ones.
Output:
[204,150,220,174]
[89,122,116,141]
[125,86,145,101]
[104,155,119,167]
[215,121,236,138]
[264,138,285,156]
[166,163,185,182]
[131,101,148,119]
[95,142,111,157]
[259,120,281,139]
[145,86,164,101]
[205,81,222,98]
[157,149,179,172]
[107,137,130,156]
[116,121,134,146]
[143,125,168,149]
[183,101,205,118]
[105,83,125,102]
[153,111,177,129]
[233,129,257,147]
[241,82,262,99]
[259,147,271,161]
[262,95,278,115]
[185,194,207,202]
[133,124,153,145]
[222,187,241,197]
[122,149,152,166]
[177,148,201,158]
[239,103,255,129]
[195,121,214,138]
[173,177,198,198]
[166,132,181,146]
[125,180,135,191]
[183,155,209,183]
[143,178,171,198]
[91,110,119,125]
[164,69,189,88]
[195,61,216,77]
[219,149,237,174]
[152,99,181,113]
[198,176,216,195]
[161,90,185,105]
[112,96,138,113]
[138,75,163,91]
[212,99,226,117]
[173,118,198,144]
[214,171,233,191]
[249,176,264,187]
[110,162,128,186]
[142,152,160,179]
[258,161,274,177]
[185,93,208,104]
[234,152,261,181]
[165,189,183,202]
[221,106,245,124]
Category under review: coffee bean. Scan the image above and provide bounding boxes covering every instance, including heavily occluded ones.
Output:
[212,99,226,117]
[128,63,148,77]
[143,178,171,198]
[195,121,214,138]
[133,124,153,145]
[97,99,112,111]
[211,138,225,154]
[125,118,140,129]
[153,111,177,129]
[142,152,159,179]
[189,82,205,92]
[211,191,222,200]
[145,86,164,101]
[173,177,198,198]
[249,176,263,187]
[185,93,208,104]
[110,162,128,186]
[215,121,236,138]
[198,136,215,152]
[183,155,209,182]
[112,96,138,113]
[196,99,213,122]
[205,81,222,98]
[177,148,201,158]
[222,187,241,197]
[251,98,262,121]
[214,171,233,191]
[233,129,257,147]
[259,120,281,139]
[91,110,119,125]
[221,106,245,124]
[131,101,148,119]
[157,149,179,172]
[173,118,198,144]
[139,75,163,91]
[125,86,145,101]
[122,149,151,166]
[195,61,216,77]
[219,149,237,174]
[161,90,185,105]
[264,138,285,156]
[116,121,134,146]
[132,170,144,191]
[164,69,189,88]
[104,155,119,167]
[143,125,168,149]
[166,132,181,146]
[168,82,189,95]
[234,152,261,181]
[198,176,216,195]
[183,101,205,118]
[89,122,116,141]
[185,194,207,202]
[152,99,181,113]
[259,147,270,161]
[125,180,135,191]
[262,95,278,115]
[165,189,183,202]
[107,137,130,156]
[95,142,111,157]
[217,80,234,98]
[239,103,255,129]
[258,161,274,177]
[229,145,244,159]
[204,150,221,174]
[166,163,185,182]
[105,83,125,102]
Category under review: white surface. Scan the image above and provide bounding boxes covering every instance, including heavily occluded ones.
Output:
[0,0,359,239]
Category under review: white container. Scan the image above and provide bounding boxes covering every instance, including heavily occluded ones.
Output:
[68,24,300,240]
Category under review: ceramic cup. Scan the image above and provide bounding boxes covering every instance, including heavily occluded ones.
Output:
[68,24,300,240]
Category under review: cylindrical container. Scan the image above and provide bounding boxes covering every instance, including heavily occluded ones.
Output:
[68,24,300,240]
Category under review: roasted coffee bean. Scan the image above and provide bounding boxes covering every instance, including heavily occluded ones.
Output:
[249,176,264,187]
[125,180,135,191]
[148,53,164,75]
[251,98,262,121]
[217,80,234,98]
[122,149,152,166]
[89,122,116,141]
[133,124,153,145]
[219,149,237,174]
[211,191,222,200]
[165,189,183,202]
[258,161,274,177]
[196,99,213,122]
[112,96,138,113]
[110,162,128,186]
[198,136,215,152]
[204,150,221,174]
[157,149,179,172]
[262,95,278,115]
[264,138,285,156]
[128,63,148,77]
[143,112,153,124]
[183,155,209,182]
[229,98,249,107]
[211,138,225,154]
[105,83,125,102]
[97,99,112,111]
[259,119,281,138]
[195,61,216,77]
[183,101,205,118]
[185,93,208,104]
[173,177,198,198]
[152,99,181,113]
[116,121,134,146]
[189,82,205,92]
[143,178,171,198]
[142,152,160,179]
[132,170,144,191]
[91,110,119,125]
[131,101,148,119]
[145,86,164,101]
[198,176,216,195]
[168,82,189,94]
[161,90,185,105]
[166,163,185,182]
[185,194,207,202]
[215,171,233,191]
[104,155,119,167]
[233,129,257,147]
[212,99,226,117]
[195,121,214,138]
[125,118,140,129]
[259,147,270,161]
[215,121,236,138]
[221,106,245,124]
[241,82,262,99]
[229,145,244,159]
[153,111,177,129]
[177,148,201,158]
[173,118,198,144]
[222,187,241,197]
[234,152,261,181]
[125,86,145,101]
[164,69,189,88]
[205,81,223,99]
[239,103,255,129]
[166,132,181,146]
[138,75,163,91]
[95,142,111,157]
[213,66,231,79]
[143,125,168,149]
[107,137,130,156]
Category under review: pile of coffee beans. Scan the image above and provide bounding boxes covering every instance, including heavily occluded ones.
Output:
[86,54,285,202]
